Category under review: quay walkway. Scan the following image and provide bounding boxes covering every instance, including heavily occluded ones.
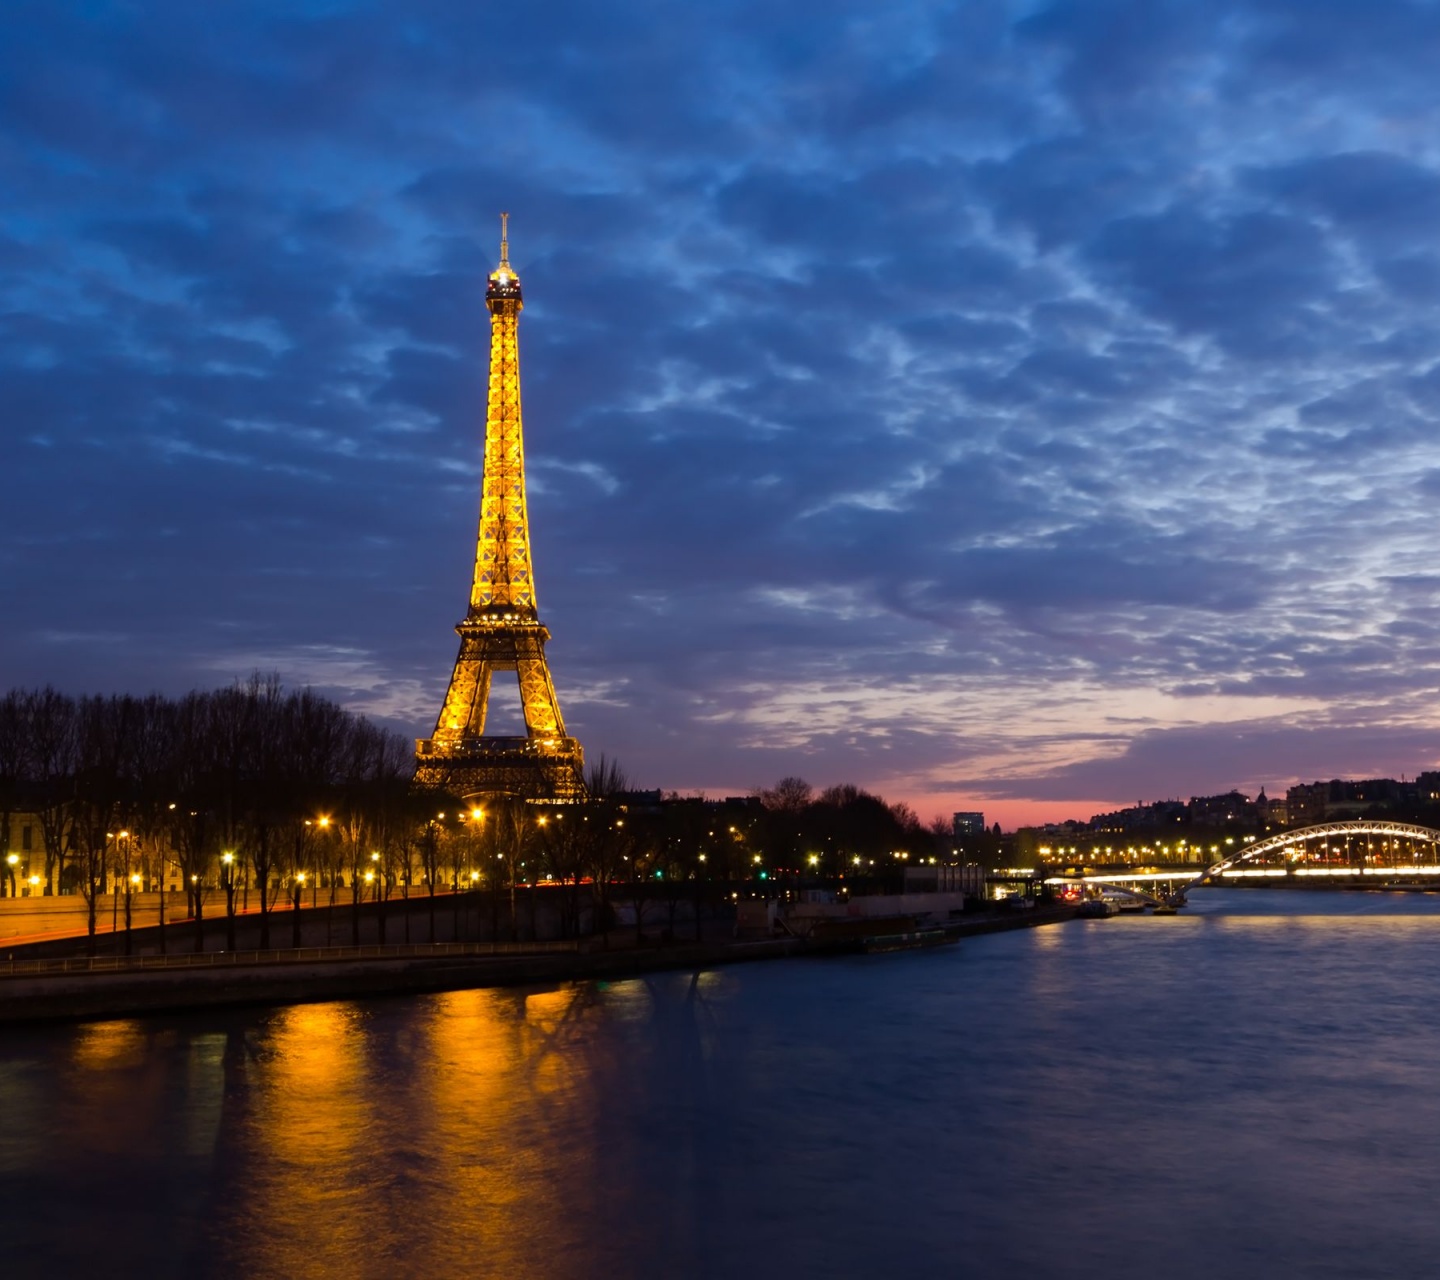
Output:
[0,905,1076,1025]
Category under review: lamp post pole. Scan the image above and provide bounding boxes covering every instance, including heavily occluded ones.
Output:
[157,854,167,956]
[124,873,139,956]
[363,864,376,943]
[221,852,236,950]
[371,852,384,944]
[292,872,306,948]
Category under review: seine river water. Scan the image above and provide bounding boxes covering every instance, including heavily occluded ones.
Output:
[3,889,1440,1278]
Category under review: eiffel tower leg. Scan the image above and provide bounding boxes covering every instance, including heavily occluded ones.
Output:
[516,651,565,737]
[435,656,491,743]
[469,664,493,737]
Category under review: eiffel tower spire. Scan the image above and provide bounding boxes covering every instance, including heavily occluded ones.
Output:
[415,217,586,802]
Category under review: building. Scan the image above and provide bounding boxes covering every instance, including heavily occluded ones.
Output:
[1187,791,1257,828]
[1285,778,1411,825]
[1255,788,1289,826]
[1089,800,1186,832]
[952,812,986,838]
[2,813,39,895]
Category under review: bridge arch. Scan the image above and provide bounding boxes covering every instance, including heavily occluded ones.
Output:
[1172,820,1440,901]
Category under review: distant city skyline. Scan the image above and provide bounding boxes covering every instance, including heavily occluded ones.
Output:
[7,2,1440,828]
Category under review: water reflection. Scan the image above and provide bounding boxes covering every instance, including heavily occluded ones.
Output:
[4,893,1440,1278]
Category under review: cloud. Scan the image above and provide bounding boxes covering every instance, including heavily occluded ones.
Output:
[6,0,1440,823]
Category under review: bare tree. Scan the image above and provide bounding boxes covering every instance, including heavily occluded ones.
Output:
[26,689,78,897]
[0,691,23,897]
[71,695,139,952]
[758,776,813,813]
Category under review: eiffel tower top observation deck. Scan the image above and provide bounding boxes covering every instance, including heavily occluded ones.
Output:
[414,216,586,802]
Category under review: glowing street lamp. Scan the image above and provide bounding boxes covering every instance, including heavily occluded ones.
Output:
[123,870,141,955]
[291,870,308,946]
[220,852,238,948]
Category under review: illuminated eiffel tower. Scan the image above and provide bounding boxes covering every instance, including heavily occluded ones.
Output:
[414,216,586,802]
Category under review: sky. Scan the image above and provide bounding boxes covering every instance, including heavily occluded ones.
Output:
[6,0,1440,829]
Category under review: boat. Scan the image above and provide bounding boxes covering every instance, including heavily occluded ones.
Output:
[1076,899,1118,918]
[860,927,953,953]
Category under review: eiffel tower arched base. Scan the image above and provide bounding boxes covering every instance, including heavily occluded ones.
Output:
[413,735,586,803]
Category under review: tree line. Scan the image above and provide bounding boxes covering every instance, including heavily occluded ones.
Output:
[0,680,943,952]
[0,677,416,946]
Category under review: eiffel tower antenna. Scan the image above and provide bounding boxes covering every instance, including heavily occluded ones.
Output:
[414,217,586,802]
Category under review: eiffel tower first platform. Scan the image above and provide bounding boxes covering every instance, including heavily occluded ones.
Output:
[414,216,586,803]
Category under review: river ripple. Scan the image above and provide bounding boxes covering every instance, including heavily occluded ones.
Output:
[3,889,1440,1279]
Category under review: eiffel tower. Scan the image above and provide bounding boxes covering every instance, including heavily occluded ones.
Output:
[414,216,586,802]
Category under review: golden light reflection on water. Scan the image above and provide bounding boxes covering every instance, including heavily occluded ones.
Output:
[70,1018,148,1070]
[1199,909,1440,932]
[260,1003,368,1166]
[416,986,605,1275]
[59,1020,177,1159]
[220,1003,374,1280]
[208,983,654,1280]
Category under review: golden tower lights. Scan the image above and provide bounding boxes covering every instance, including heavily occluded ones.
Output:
[414,215,586,802]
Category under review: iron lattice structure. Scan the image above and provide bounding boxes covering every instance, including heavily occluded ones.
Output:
[414,216,586,803]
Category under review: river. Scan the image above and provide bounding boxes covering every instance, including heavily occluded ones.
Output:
[2,889,1439,1278]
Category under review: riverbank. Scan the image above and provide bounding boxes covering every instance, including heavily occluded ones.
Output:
[0,904,1076,1024]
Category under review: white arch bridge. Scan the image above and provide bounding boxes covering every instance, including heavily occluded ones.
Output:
[1045,821,1440,909]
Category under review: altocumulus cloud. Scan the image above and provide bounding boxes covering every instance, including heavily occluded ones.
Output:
[5,0,1440,825]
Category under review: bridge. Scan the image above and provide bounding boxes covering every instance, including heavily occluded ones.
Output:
[1045,820,1440,909]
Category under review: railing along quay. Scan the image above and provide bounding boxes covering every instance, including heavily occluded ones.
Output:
[0,938,580,980]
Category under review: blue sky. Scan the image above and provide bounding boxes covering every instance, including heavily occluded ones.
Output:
[6,0,1440,826]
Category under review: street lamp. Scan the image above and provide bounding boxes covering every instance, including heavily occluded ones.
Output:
[5,852,17,898]
[124,871,140,955]
[221,852,237,949]
[292,870,307,947]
